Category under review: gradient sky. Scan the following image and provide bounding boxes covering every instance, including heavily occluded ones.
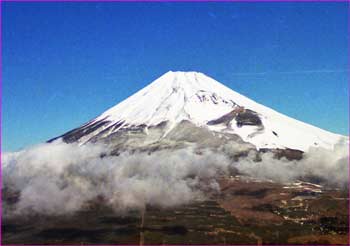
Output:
[3,2,349,152]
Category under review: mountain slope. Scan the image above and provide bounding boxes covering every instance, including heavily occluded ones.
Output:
[50,71,345,152]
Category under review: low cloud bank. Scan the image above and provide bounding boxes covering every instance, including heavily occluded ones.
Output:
[3,141,230,216]
[2,139,348,216]
[236,143,348,187]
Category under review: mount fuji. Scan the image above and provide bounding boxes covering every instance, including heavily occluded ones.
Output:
[49,71,345,155]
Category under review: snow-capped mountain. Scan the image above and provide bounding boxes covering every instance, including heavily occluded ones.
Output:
[50,71,345,152]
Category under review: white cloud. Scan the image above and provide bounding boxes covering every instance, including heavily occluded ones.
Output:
[2,139,348,217]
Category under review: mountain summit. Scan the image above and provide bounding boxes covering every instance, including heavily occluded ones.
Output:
[50,71,344,152]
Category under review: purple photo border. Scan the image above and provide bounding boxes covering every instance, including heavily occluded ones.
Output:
[0,0,349,245]
[0,0,2,244]
[0,0,349,2]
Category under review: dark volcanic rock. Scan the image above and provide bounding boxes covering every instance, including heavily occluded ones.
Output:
[259,148,304,161]
[207,107,262,128]
[235,109,262,127]
[48,118,111,143]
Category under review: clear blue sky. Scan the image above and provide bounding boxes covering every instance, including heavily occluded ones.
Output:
[3,2,349,151]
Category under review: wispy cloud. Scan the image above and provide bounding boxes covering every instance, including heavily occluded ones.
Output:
[231,69,350,76]
[208,12,217,19]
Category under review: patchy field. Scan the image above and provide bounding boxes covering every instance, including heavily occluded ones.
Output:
[2,176,348,245]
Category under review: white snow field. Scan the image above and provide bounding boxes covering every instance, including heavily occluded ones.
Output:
[67,71,346,152]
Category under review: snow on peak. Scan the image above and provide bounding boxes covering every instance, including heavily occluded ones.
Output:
[91,71,344,151]
[97,71,237,125]
[97,71,263,124]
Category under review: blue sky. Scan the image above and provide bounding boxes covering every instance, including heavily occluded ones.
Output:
[2,2,349,151]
